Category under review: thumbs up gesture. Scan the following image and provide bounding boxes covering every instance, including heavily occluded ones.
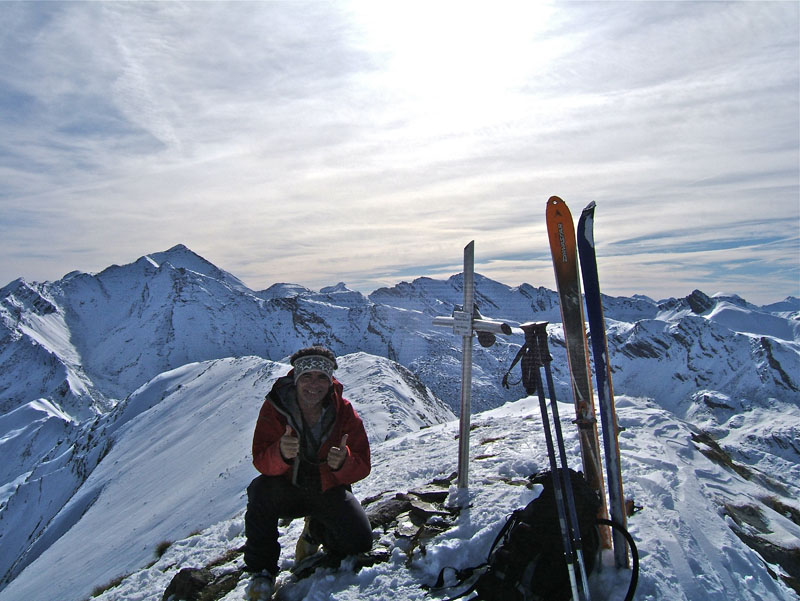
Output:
[326,434,349,470]
[279,425,299,461]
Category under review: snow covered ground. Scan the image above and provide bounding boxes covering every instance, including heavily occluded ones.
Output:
[5,386,794,601]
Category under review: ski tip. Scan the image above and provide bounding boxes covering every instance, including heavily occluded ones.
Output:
[582,201,597,213]
[546,195,574,223]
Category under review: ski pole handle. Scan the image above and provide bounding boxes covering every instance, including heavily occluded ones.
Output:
[519,321,553,368]
[532,322,553,366]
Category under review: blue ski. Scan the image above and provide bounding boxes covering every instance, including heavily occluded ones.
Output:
[577,201,629,569]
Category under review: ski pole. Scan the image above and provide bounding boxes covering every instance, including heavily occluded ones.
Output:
[531,323,593,601]
[520,322,591,601]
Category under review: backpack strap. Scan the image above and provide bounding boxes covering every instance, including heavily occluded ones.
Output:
[502,344,528,388]
[596,518,640,601]
[429,563,488,598]
[427,510,523,599]
[487,510,522,557]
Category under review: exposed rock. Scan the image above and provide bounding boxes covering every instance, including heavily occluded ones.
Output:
[162,568,213,601]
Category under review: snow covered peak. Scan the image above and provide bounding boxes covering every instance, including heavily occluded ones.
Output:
[761,296,800,319]
[257,282,315,300]
[0,278,57,317]
[319,282,351,293]
[142,244,251,294]
[336,353,455,441]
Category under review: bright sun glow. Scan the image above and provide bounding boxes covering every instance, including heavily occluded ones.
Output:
[350,1,561,127]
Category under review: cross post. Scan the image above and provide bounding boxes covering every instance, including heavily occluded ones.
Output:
[432,241,512,489]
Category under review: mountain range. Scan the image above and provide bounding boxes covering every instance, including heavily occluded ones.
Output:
[0,244,797,600]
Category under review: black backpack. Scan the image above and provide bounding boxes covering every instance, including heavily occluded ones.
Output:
[432,469,601,601]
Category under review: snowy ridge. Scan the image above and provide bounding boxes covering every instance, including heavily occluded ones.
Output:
[0,245,798,600]
[8,395,794,601]
[336,352,455,442]
[0,353,454,600]
[1,247,796,419]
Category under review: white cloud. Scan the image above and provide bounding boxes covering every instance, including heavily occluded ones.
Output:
[0,1,797,304]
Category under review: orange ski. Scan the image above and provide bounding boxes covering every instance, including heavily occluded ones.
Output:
[546,195,611,547]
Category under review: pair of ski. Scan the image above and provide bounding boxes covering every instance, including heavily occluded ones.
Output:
[544,196,628,578]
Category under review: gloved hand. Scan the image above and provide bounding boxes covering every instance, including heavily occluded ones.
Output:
[279,425,299,461]
[326,434,348,470]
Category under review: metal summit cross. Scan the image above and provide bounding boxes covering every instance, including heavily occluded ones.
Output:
[432,241,512,489]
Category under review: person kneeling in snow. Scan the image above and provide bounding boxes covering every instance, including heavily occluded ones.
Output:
[243,346,373,600]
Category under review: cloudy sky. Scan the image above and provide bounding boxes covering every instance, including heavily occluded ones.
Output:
[1,1,798,304]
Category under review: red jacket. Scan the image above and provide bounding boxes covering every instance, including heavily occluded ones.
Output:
[252,373,371,492]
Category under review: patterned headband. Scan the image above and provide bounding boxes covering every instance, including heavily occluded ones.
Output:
[293,355,336,383]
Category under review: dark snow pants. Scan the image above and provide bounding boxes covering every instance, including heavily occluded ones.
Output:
[243,475,373,574]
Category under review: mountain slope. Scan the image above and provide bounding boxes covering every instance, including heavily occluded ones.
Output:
[0,353,453,600]
[7,394,795,601]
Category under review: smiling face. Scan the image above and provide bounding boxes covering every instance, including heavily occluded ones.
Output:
[295,371,331,407]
